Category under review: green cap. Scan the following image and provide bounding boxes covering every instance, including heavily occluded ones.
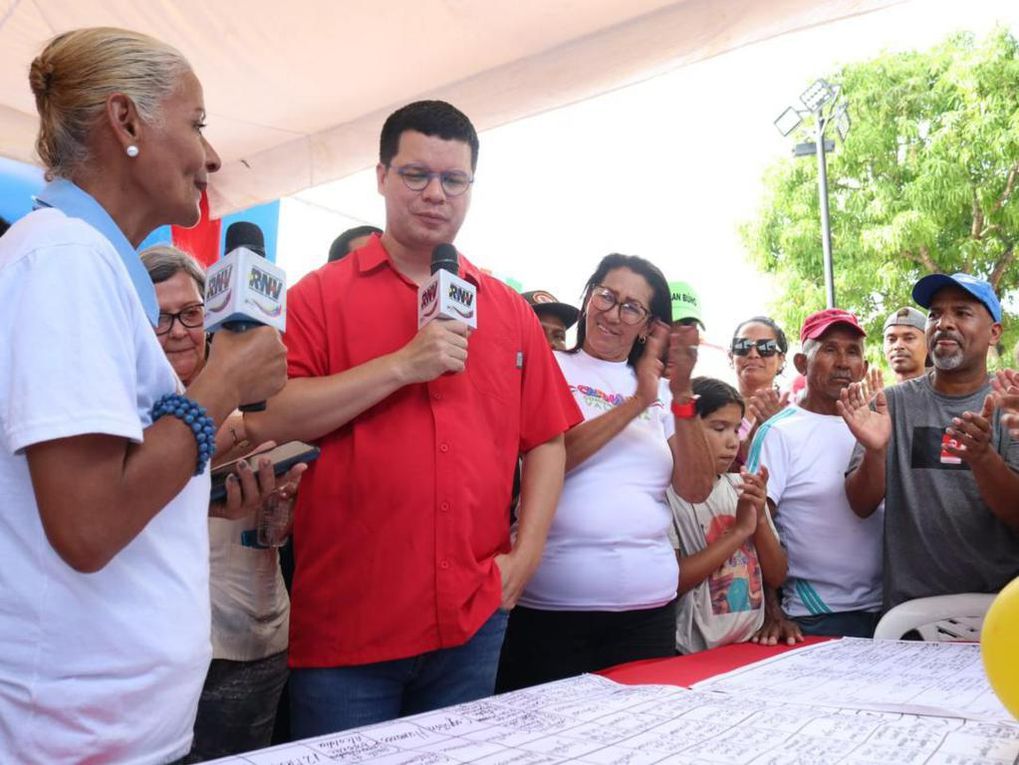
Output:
[669,280,704,328]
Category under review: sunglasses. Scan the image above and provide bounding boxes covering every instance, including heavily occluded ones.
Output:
[731,338,781,357]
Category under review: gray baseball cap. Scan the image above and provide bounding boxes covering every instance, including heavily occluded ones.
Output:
[883,306,926,333]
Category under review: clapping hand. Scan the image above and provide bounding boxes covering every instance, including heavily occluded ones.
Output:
[665,323,699,397]
[735,466,769,537]
[837,376,891,452]
[634,320,670,407]
[747,389,789,427]
[866,367,885,396]
[944,394,996,465]
[992,370,1019,439]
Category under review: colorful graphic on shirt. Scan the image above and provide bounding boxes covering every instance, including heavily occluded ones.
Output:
[573,384,625,408]
[571,383,665,418]
[910,426,972,471]
[705,515,762,614]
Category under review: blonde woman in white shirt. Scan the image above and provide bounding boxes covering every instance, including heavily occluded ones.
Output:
[0,28,287,764]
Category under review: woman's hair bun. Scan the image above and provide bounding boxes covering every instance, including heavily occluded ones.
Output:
[29,57,56,100]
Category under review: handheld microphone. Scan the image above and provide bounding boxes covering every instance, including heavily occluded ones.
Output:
[204,221,287,411]
[417,243,477,329]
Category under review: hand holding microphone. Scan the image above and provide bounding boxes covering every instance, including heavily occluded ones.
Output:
[204,222,288,411]
[397,321,470,383]
[396,243,476,383]
[204,325,287,410]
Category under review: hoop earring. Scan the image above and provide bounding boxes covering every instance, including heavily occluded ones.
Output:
[638,335,647,344]
[125,145,139,158]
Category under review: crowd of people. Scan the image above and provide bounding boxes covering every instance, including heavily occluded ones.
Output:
[1,26,1018,765]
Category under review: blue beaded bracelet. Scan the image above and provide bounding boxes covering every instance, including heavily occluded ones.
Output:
[153,393,217,476]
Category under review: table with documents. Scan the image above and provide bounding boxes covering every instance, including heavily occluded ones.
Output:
[210,638,1019,764]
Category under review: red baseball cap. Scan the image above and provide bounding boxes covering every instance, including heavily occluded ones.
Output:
[799,308,866,342]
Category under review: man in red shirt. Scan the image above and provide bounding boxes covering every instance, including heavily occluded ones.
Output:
[247,101,581,736]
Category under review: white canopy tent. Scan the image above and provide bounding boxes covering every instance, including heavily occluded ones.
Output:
[0,0,899,216]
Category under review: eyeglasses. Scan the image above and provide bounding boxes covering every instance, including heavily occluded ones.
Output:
[731,338,781,357]
[589,286,651,326]
[156,304,205,335]
[393,165,474,197]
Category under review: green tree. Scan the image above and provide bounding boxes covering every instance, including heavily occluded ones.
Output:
[743,28,1019,365]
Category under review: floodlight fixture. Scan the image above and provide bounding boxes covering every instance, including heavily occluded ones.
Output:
[774,106,803,137]
[800,79,836,112]
[834,107,851,143]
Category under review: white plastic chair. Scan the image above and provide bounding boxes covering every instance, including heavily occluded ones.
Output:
[873,593,996,641]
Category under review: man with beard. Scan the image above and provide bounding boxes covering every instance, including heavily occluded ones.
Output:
[883,306,928,383]
[747,309,883,638]
[842,273,1019,610]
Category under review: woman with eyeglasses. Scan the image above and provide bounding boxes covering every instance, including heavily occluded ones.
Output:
[146,246,212,386]
[729,316,791,467]
[143,245,298,762]
[496,253,715,692]
[0,27,287,763]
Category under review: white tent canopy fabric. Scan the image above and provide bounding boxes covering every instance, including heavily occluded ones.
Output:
[0,0,898,216]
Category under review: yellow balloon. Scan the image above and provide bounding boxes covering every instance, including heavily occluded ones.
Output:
[982,576,1019,721]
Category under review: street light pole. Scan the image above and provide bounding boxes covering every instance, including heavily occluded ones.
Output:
[814,113,836,308]
[774,79,848,310]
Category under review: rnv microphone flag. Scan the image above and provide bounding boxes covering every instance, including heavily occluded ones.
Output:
[417,243,477,329]
[204,221,287,411]
[204,222,287,334]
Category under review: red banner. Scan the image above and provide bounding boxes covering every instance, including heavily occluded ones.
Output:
[171,191,221,267]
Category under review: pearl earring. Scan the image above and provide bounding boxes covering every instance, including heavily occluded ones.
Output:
[126,145,139,158]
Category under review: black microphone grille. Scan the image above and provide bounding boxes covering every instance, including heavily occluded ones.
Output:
[431,243,458,275]
[225,221,265,257]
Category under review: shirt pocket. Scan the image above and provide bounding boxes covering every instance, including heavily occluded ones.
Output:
[466,329,522,409]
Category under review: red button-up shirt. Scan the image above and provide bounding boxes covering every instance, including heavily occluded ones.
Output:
[284,236,581,667]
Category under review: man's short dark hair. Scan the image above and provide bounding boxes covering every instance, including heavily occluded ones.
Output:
[379,100,479,171]
[0,216,10,238]
[328,225,382,263]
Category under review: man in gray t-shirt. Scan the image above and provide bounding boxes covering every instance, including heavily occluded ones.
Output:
[842,273,1019,610]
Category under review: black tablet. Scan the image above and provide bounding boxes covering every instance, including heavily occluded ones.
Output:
[209,440,320,503]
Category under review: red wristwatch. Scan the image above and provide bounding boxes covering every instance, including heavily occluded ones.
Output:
[671,395,699,419]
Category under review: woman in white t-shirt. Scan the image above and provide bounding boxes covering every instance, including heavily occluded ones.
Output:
[666,377,787,654]
[496,254,716,691]
[0,28,288,764]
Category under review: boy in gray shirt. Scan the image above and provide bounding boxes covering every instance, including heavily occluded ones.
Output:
[841,273,1019,610]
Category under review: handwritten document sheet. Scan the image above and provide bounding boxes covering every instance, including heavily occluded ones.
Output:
[693,637,1013,723]
[211,670,1019,764]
